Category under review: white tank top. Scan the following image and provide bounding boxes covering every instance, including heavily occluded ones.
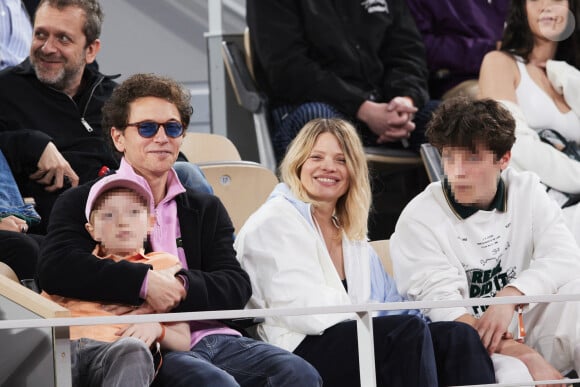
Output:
[514,57,580,142]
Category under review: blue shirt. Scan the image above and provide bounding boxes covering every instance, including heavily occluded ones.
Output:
[0,0,32,70]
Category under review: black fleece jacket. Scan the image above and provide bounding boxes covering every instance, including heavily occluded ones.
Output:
[0,59,119,182]
[0,59,118,232]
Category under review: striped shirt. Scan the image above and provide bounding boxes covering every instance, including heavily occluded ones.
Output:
[0,0,32,70]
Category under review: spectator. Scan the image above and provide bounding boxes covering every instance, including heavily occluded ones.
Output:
[0,0,210,234]
[391,98,580,385]
[43,174,190,386]
[478,0,580,241]
[21,0,38,16]
[38,73,322,387]
[407,0,510,99]
[0,148,43,280]
[235,118,496,386]
[0,0,33,70]
[247,0,437,162]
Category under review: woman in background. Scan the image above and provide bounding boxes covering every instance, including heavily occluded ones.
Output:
[479,0,580,241]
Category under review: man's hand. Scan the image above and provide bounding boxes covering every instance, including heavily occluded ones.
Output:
[0,215,28,233]
[145,264,186,313]
[476,287,523,353]
[356,98,417,144]
[387,96,417,115]
[30,142,79,192]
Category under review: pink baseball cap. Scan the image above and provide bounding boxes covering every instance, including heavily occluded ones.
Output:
[85,174,153,222]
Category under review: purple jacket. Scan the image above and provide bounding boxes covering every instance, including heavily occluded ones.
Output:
[407,0,510,96]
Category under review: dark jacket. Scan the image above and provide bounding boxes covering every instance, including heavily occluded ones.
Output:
[247,0,429,117]
[0,59,118,232]
[38,179,251,312]
[0,59,119,182]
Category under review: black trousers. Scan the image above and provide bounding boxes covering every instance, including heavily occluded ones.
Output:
[294,315,494,387]
[0,230,43,280]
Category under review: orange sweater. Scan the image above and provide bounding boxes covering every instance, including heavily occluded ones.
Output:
[42,248,178,342]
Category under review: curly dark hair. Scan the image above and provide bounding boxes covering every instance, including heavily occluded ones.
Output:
[426,98,516,160]
[36,0,103,45]
[501,0,580,67]
[102,73,193,153]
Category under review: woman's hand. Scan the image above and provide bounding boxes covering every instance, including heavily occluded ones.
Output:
[0,215,28,233]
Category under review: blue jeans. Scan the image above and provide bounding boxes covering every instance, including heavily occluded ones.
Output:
[173,161,213,194]
[70,337,154,387]
[0,149,40,224]
[153,334,322,387]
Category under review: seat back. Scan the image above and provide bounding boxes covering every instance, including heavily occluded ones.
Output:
[221,39,277,172]
[200,161,279,233]
[369,239,393,276]
[364,146,423,172]
[181,132,241,163]
[0,262,19,283]
[420,143,443,182]
[243,27,255,82]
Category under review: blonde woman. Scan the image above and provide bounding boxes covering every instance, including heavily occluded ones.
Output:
[235,118,495,387]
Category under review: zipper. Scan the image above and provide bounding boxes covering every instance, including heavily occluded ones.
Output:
[80,74,105,133]
[80,117,93,132]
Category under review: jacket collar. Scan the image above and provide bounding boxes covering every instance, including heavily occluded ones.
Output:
[116,158,186,209]
[268,183,315,227]
[12,57,119,94]
[442,177,507,219]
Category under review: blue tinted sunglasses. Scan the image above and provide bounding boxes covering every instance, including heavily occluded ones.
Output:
[126,120,185,138]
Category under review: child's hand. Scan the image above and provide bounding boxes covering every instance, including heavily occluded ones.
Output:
[116,322,162,347]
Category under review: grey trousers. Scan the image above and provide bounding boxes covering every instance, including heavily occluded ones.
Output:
[70,337,154,387]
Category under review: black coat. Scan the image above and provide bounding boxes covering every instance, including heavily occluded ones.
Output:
[248,0,430,117]
[0,59,118,181]
[0,59,118,231]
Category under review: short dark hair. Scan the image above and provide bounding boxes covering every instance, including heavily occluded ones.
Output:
[501,0,580,67]
[36,0,104,45]
[102,73,193,153]
[426,98,516,160]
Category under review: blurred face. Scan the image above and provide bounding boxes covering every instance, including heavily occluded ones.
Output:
[300,132,350,208]
[86,190,153,256]
[30,4,100,95]
[526,0,570,41]
[111,97,184,181]
[442,145,510,209]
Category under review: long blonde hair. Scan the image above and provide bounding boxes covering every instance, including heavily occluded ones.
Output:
[279,118,371,240]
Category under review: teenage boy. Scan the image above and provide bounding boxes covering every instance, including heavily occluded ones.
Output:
[390,98,580,385]
[43,174,190,386]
